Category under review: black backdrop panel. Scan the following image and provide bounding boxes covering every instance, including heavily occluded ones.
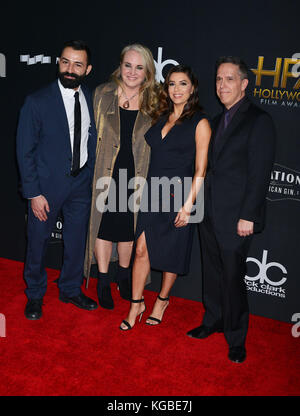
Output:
[1,1,299,323]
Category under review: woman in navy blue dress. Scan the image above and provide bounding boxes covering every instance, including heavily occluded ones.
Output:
[120,65,211,330]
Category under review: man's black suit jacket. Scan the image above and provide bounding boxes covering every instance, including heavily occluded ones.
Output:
[204,97,276,235]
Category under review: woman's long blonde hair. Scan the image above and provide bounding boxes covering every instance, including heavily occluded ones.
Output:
[111,43,160,116]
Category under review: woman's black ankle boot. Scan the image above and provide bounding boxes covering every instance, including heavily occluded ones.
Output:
[97,272,114,309]
[116,265,131,301]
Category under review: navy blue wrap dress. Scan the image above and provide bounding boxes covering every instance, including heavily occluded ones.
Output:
[135,111,207,275]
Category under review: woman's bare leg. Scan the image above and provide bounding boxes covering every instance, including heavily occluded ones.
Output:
[120,232,150,329]
[146,271,177,325]
[94,238,113,273]
[116,241,134,267]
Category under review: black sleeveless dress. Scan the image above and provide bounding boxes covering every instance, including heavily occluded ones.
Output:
[136,111,207,274]
[98,107,137,242]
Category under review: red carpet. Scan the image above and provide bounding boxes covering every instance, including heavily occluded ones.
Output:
[0,257,299,396]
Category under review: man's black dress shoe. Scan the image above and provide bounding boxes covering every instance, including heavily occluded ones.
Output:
[25,299,43,320]
[186,324,222,339]
[228,346,246,363]
[59,293,98,310]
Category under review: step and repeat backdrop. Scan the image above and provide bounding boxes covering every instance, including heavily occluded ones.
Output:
[1,1,299,322]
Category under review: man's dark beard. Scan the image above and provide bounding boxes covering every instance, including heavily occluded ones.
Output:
[58,70,86,89]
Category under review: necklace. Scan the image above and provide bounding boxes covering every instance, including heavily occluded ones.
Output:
[121,90,139,109]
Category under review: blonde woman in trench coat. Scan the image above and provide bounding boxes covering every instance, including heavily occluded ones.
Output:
[84,44,159,309]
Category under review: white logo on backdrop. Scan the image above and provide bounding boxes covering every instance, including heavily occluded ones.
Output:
[154,47,179,83]
[20,54,51,65]
[50,218,63,242]
[17,47,178,82]
[244,250,287,299]
[268,163,300,202]
[0,53,6,77]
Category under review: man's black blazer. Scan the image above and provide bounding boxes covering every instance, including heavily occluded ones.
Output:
[204,97,276,234]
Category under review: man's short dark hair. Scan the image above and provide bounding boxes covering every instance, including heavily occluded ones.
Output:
[216,56,249,80]
[60,40,91,66]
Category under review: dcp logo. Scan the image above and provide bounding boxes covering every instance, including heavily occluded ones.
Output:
[246,250,287,286]
[20,54,51,65]
[0,53,6,77]
[154,47,179,83]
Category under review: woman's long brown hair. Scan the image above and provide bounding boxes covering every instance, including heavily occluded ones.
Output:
[152,65,202,124]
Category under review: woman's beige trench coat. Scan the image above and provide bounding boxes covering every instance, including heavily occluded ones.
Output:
[84,82,152,286]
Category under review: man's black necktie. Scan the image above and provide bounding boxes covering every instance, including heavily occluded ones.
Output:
[224,111,230,130]
[214,111,230,157]
[71,91,81,175]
